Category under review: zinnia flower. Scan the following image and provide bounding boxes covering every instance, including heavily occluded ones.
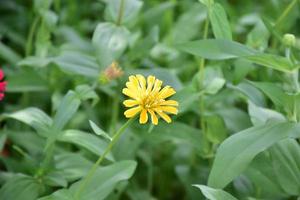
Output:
[123,74,178,125]
[0,69,6,100]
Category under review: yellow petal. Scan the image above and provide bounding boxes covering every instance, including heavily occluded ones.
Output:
[136,74,146,90]
[158,86,176,99]
[129,75,139,87]
[123,99,139,107]
[124,106,142,118]
[159,100,178,106]
[122,88,138,99]
[139,109,148,124]
[146,75,155,93]
[159,106,178,114]
[155,110,172,123]
[152,79,162,93]
[148,109,158,125]
[126,81,138,91]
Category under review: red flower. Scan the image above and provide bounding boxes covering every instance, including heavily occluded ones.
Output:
[0,69,6,100]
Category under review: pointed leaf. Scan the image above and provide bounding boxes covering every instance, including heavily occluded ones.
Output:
[208,122,300,188]
[89,120,112,141]
[193,185,238,200]
[58,130,114,161]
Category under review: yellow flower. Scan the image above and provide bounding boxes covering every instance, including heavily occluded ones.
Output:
[122,74,178,125]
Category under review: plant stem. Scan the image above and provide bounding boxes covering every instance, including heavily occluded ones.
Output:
[116,0,126,26]
[74,117,136,199]
[34,138,56,179]
[199,13,210,153]
[274,0,298,29]
[25,16,40,56]
[42,141,55,167]
[285,47,299,122]
[199,15,210,87]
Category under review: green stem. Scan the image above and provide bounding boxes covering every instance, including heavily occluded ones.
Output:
[199,13,210,153]
[25,16,40,56]
[271,0,298,48]
[75,117,136,199]
[116,0,126,26]
[274,0,298,29]
[33,138,56,179]
[285,47,299,122]
[37,140,55,176]
[199,16,209,86]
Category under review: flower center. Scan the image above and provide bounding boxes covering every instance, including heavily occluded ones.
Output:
[141,93,164,109]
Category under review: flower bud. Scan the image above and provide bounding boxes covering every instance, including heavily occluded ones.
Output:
[283,33,296,47]
[99,61,124,84]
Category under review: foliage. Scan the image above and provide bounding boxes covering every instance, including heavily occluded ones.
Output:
[1,0,300,199]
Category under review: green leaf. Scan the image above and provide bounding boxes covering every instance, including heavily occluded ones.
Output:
[70,160,137,200]
[41,10,58,31]
[0,175,42,200]
[55,153,93,181]
[52,91,81,131]
[43,171,68,187]
[6,68,48,92]
[92,22,130,67]
[75,85,99,106]
[177,39,297,72]
[246,19,269,50]
[249,81,292,108]
[18,56,51,68]
[52,51,99,77]
[38,189,73,200]
[246,54,295,72]
[143,2,175,26]
[128,26,159,60]
[204,77,225,95]
[0,41,22,64]
[172,4,206,42]
[58,130,114,161]
[177,39,256,59]
[205,115,227,144]
[261,17,282,43]
[2,108,52,136]
[216,107,251,133]
[40,161,137,200]
[228,81,266,107]
[174,85,202,113]
[245,152,286,198]
[106,0,143,25]
[208,122,299,188]
[34,0,52,14]
[269,139,300,195]
[193,185,238,200]
[209,3,232,40]
[248,101,286,126]
[148,122,205,155]
[6,131,45,155]
[199,0,214,7]
[89,120,112,141]
[75,85,98,101]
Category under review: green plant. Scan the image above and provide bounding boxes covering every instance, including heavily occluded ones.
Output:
[1,0,300,199]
